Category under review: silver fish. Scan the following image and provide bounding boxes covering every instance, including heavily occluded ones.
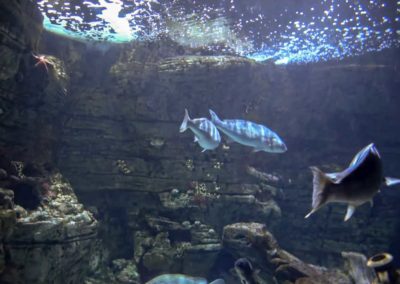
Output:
[305,143,400,221]
[145,274,225,284]
[180,109,221,152]
[209,109,287,153]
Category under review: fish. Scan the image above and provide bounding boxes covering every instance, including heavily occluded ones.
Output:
[180,109,221,152]
[145,274,225,284]
[305,143,400,221]
[234,258,260,284]
[208,109,287,153]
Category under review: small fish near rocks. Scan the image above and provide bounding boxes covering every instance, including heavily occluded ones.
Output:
[305,143,400,221]
[180,109,221,152]
[145,273,225,284]
[209,109,287,153]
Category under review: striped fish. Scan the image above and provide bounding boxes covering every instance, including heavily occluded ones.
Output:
[209,109,287,153]
[180,109,221,152]
[145,274,225,284]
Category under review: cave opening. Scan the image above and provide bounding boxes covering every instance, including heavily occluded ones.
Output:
[169,229,192,244]
[12,182,41,210]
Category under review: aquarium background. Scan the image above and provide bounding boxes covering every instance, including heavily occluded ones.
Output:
[0,0,399,283]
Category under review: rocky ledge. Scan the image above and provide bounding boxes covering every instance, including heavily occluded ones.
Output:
[0,161,98,284]
[223,222,352,284]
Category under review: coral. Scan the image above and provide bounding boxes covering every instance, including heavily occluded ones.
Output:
[189,181,220,208]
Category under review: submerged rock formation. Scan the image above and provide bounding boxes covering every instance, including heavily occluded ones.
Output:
[53,37,400,272]
[0,0,399,283]
[0,161,98,283]
[223,222,351,284]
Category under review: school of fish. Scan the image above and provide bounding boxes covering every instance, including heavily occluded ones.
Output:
[180,109,287,153]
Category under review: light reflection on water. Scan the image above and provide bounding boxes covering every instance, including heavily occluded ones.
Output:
[37,0,399,64]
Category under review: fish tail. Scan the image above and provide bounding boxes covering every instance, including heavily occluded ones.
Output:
[305,167,330,218]
[179,109,190,133]
[209,109,221,124]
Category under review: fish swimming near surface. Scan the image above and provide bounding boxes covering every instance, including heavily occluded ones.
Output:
[145,274,225,284]
[208,109,287,153]
[180,109,221,152]
[234,258,261,284]
[305,143,400,221]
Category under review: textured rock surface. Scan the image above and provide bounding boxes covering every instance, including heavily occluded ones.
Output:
[0,161,98,284]
[0,2,99,282]
[0,0,400,282]
[222,222,352,284]
[50,37,400,270]
[0,0,42,80]
[0,0,68,164]
[341,252,376,284]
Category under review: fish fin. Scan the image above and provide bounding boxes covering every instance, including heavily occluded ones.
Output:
[201,149,207,153]
[194,136,198,142]
[325,172,342,184]
[344,205,356,221]
[179,109,190,133]
[305,167,331,218]
[252,148,262,153]
[209,109,221,123]
[384,177,400,187]
[370,199,374,207]
[209,279,225,284]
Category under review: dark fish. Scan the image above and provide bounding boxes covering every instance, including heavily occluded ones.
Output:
[234,258,260,284]
[180,109,221,152]
[209,109,287,153]
[305,143,400,221]
[145,274,225,284]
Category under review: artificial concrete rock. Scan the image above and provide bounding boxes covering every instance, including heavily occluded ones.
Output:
[223,222,351,284]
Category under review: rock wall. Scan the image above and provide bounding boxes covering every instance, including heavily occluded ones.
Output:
[0,163,98,284]
[0,0,400,282]
[45,31,400,276]
[0,1,99,283]
[48,43,284,280]
[0,0,67,164]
